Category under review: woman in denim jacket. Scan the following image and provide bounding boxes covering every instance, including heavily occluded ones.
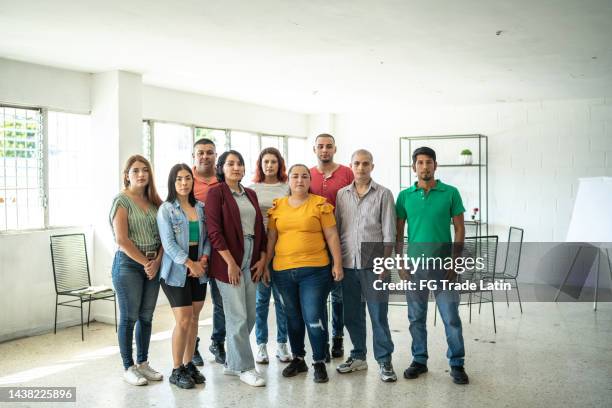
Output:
[157,163,211,389]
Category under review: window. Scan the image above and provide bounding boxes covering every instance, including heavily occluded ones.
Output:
[287,137,309,167]
[0,106,43,231]
[47,111,92,226]
[152,122,193,199]
[195,127,228,153]
[144,119,308,191]
[230,131,260,181]
[261,135,285,153]
[142,120,152,161]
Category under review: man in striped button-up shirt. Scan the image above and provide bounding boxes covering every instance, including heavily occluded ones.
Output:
[334,149,397,382]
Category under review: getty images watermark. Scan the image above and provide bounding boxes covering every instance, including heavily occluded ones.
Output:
[357,241,612,303]
[370,253,511,292]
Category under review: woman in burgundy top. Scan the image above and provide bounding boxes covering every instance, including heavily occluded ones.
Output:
[204,150,267,387]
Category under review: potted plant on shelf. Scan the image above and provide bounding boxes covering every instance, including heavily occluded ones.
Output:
[471,207,479,221]
[460,149,473,165]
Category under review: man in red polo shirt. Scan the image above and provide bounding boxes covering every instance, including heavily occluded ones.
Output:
[310,133,354,361]
[191,138,226,367]
[193,138,220,202]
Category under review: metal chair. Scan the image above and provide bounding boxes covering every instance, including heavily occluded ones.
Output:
[50,233,117,341]
[433,235,499,333]
[482,226,524,313]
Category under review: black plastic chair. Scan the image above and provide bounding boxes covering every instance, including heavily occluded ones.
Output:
[50,233,117,341]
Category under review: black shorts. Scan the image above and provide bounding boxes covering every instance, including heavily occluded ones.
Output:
[161,245,207,307]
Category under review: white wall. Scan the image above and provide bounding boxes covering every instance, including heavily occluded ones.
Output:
[143,86,308,137]
[0,58,90,112]
[333,98,612,243]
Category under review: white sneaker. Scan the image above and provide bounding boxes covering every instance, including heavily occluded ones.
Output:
[137,361,163,381]
[276,343,291,362]
[223,365,240,376]
[124,365,148,386]
[256,344,269,364]
[239,369,266,387]
[336,357,368,373]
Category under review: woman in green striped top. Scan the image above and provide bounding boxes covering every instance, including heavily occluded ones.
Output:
[109,154,164,386]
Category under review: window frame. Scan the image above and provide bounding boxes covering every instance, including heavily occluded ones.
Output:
[0,104,96,233]
[0,104,45,233]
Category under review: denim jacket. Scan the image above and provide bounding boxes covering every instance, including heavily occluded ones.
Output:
[157,200,211,286]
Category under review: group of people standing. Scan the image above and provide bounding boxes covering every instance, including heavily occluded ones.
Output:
[109,133,470,390]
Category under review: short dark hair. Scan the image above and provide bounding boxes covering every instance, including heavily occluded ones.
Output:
[166,163,196,206]
[194,138,215,148]
[315,133,335,144]
[216,150,245,182]
[412,146,436,163]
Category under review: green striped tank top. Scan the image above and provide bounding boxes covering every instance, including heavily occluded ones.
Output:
[109,192,161,253]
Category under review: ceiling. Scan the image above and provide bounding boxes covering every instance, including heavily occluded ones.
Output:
[1,0,611,113]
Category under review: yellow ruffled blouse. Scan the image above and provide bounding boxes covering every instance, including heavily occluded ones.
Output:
[267,194,336,271]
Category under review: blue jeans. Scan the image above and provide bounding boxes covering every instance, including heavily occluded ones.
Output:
[255,278,288,345]
[329,282,344,338]
[209,279,226,343]
[342,268,394,363]
[273,265,332,363]
[323,249,343,340]
[406,270,465,367]
[111,251,160,369]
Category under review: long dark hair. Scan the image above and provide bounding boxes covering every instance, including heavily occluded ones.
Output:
[122,154,162,207]
[216,150,245,183]
[166,163,197,206]
[253,147,288,183]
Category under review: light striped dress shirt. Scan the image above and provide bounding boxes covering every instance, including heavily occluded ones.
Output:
[335,179,397,269]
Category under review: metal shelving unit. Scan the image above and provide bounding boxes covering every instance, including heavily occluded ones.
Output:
[399,134,488,237]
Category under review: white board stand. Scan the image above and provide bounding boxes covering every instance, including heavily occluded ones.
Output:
[556,177,612,310]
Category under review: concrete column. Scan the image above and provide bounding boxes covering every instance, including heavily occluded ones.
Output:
[90,71,142,323]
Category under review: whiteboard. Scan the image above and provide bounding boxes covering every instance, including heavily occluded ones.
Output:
[566,177,612,243]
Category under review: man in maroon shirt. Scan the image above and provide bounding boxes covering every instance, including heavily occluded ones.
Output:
[310,133,354,361]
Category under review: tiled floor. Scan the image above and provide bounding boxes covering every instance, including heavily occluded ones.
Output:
[0,300,611,407]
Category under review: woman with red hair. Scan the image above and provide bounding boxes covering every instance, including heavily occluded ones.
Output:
[249,147,291,365]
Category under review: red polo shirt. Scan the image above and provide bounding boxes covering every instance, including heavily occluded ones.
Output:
[309,164,354,207]
[192,167,219,203]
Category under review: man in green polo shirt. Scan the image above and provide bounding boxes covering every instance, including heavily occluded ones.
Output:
[395,146,469,385]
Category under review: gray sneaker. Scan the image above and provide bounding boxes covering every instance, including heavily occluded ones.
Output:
[379,361,397,382]
[336,357,368,373]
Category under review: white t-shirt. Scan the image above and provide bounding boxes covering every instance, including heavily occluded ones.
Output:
[248,182,290,229]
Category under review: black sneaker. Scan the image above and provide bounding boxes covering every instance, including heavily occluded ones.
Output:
[209,341,226,364]
[379,361,397,382]
[313,362,329,383]
[185,362,206,384]
[325,344,331,363]
[169,365,195,389]
[403,361,428,379]
[192,337,204,366]
[450,366,469,384]
[331,336,344,358]
[282,357,308,377]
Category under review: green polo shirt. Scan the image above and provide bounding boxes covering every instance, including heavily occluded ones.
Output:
[396,180,465,248]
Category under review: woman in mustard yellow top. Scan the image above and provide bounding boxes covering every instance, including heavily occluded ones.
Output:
[264,164,343,384]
